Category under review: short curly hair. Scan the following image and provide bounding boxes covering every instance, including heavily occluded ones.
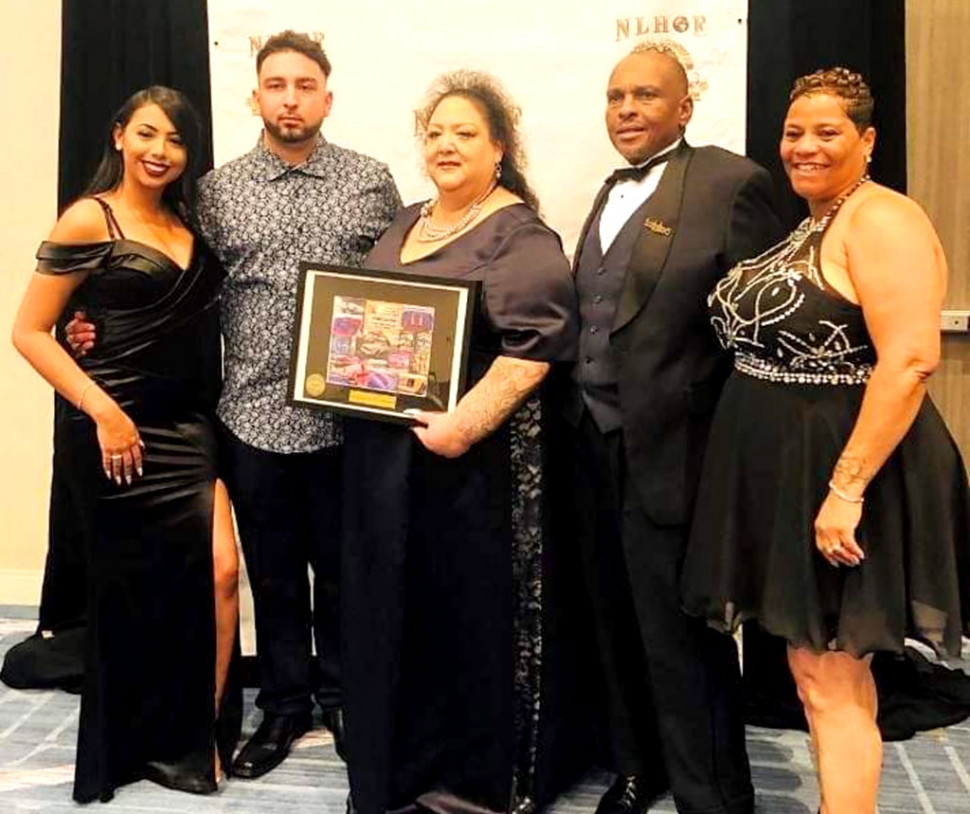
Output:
[415,70,539,211]
[790,67,874,130]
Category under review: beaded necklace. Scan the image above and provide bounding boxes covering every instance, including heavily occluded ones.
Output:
[809,173,871,231]
[775,174,870,288]
[416,181,497,243]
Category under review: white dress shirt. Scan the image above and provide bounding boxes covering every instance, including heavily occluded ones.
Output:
[599,139,682,252]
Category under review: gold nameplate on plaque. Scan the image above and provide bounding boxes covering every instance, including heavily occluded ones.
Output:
[348,389,399,410]
[644,218,673,237]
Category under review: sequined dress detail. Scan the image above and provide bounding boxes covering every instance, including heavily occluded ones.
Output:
[682,192,970,657]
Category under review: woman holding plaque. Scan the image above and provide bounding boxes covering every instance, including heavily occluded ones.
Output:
[12,86,239,802]
[341,71,585,814]
[681,68,970,814]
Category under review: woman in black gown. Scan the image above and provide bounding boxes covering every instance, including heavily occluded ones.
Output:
[12,87,240,802]
[341,71,584,814]
[681,68,970,814]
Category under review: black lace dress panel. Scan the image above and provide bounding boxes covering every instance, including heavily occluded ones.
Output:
[341,203,586,814]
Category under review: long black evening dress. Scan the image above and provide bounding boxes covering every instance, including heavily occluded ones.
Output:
[34,200,237,803]
[682,195,970,663]
[341,203,591,814]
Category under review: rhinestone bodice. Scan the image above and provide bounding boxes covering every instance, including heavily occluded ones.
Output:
[708,193,876,386]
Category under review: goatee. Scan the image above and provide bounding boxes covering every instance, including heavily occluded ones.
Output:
[264,119,321,146]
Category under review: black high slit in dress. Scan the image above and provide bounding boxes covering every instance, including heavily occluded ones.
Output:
[35,199,238,802]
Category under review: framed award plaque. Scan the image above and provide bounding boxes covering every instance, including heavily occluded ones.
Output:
[288,263,479,424]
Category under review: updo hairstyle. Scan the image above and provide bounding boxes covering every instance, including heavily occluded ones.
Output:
[789,67,874,131]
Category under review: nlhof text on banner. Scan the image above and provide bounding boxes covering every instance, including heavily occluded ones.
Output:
[207,0,747,256]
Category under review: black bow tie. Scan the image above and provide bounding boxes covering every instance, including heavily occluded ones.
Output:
[607,154,670,185]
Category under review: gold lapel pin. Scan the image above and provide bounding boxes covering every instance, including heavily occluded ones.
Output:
[643,218,673,237]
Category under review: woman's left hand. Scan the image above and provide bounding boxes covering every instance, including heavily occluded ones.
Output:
[814,491,865,567]
[410,410,471,458]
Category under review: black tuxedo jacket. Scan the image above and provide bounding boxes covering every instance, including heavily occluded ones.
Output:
[572,142,782,526]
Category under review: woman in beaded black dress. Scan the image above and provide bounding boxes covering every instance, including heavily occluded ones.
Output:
[681,68,970,814]
[340,71,585,814]
[12,87,240,802]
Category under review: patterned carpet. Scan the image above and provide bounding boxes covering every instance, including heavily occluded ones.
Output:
[1,610,969,813]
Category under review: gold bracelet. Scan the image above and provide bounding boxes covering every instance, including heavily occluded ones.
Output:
[76,381,95,411]
[828,480,864,504]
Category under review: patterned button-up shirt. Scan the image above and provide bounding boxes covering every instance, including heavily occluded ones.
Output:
[197,135,401,454]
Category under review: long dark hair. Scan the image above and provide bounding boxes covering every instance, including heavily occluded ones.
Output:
[84,86,204,217]
[416,70,540,212]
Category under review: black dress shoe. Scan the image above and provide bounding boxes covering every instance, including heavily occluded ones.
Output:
[231,712,312,779]
[142,760,216,795]
[594,774,668,814]
[322,707,347,762]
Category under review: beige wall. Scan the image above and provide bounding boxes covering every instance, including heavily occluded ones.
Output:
[0,0,62,604]
[906,0,970,459]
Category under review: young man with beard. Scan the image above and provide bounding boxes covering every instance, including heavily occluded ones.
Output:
[196,31,400,778]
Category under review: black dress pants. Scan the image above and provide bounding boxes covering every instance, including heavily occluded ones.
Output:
[218,422,342,717]
[576,411,752,814]
[574,413,667,779]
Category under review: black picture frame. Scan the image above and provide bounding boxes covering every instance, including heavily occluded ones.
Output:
[288,263,479,425]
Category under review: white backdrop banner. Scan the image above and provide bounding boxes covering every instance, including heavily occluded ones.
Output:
[208,1,748,255]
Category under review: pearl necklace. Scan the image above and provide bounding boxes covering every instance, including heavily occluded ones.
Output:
[417,182,497,243]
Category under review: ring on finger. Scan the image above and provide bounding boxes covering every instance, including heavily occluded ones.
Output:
[110,454,123,461]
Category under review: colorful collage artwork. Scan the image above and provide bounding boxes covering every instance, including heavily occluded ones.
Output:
[326,296,435,397]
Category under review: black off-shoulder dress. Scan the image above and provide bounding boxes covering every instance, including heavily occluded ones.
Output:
[35,202,236,802]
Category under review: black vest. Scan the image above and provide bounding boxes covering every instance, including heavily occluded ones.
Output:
[574,192,660,433]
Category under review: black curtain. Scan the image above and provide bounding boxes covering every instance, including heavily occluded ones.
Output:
[746,0,907,231]
[58,0,213,210]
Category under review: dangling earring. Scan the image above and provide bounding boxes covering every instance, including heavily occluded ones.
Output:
[865,154,872,164]
[494,161,502,181]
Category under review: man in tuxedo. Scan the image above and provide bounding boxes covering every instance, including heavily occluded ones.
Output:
[567,42,782,814]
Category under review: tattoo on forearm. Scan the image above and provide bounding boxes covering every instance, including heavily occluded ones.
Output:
[454,357,549,447]
[832,454,869,489]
